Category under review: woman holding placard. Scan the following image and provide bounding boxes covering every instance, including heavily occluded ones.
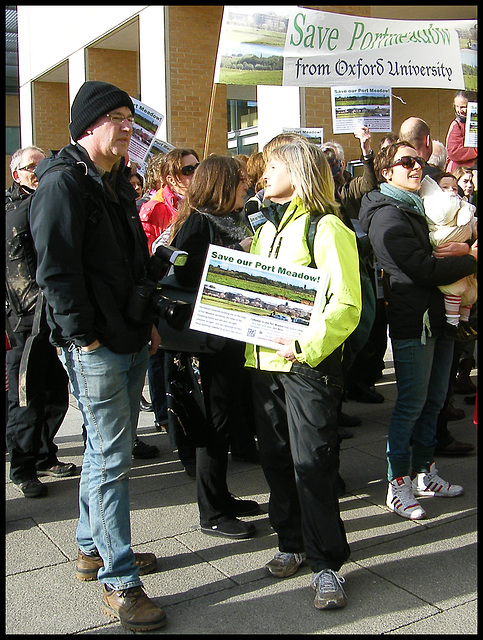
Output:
[245,139,361,611]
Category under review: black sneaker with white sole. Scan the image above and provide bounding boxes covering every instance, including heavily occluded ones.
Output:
[201,517,256,539]
[222,495,260,517]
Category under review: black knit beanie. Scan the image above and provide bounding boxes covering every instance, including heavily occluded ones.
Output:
[69,81,134,142]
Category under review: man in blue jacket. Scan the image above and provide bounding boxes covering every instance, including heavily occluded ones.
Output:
[29,81,166,632]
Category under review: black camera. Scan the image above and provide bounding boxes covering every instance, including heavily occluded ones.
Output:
[127,244,191,329]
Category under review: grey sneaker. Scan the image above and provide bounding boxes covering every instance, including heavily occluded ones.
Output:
[311,569,347,610]
[265,551,306,578]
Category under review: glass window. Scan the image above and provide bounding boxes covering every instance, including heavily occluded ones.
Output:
[227,100,258,132]
[5,127,20,155]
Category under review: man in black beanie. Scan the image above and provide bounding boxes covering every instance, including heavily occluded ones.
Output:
[29,81,166,631]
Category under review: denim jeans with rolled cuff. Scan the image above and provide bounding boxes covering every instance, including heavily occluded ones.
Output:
[387,334,454,481]
[59,342,149,589]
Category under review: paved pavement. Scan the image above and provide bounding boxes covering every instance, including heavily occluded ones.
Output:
[5,349,477,635]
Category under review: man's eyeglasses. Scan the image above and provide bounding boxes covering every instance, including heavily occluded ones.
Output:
[105,114,135,125]
[181,163,200,176]
[18,163,38,173]
[390,156,426,170]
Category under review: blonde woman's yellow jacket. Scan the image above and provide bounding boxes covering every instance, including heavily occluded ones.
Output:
[244,197,361,372]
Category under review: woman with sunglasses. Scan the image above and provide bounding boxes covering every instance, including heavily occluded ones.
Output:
[359,141,477,520]
[138,147,200,254]
[166,155,259,539]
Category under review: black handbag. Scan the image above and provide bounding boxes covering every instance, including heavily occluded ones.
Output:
[165,354,208,447]
[157,216,226,354]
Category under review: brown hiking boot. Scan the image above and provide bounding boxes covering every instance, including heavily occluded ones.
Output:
[102,585,167,631]
[76,549,157,581]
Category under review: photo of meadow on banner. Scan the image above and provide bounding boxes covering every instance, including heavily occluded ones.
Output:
[215,6,291,85]
[451,20,477,90]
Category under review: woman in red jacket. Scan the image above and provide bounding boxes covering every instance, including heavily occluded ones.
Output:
[138,147,199,254]
[445,90,478,173]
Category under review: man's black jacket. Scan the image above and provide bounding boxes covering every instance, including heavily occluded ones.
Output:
[29,143,152,353]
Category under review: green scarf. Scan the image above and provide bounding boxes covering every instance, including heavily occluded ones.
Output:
[380,183,425,217]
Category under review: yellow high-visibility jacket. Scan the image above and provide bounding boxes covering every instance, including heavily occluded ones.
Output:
[245,197,361,372]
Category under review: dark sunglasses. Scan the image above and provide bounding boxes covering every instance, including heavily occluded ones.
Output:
[390,156,426,170]
[181,162,200,176]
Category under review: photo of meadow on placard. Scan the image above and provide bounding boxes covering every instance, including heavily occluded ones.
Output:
[218,6,291,85]
[200,263,317,324]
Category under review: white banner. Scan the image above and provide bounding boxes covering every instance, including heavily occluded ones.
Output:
[283,8,466,89]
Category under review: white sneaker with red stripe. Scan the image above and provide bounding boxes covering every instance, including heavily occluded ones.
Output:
[412,462,464,498]
[386,476,426,519]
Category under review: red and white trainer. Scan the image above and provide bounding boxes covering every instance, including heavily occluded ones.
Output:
[386,476,426,519]
[412,462,464,498]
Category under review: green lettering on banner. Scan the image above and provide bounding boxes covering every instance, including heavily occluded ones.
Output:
[290,12,305,47]
[348,21,365,50]
[290,11,339,51]
[347,19,452,52]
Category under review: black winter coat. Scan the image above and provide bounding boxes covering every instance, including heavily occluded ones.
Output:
[359,189,477,340]
[29,143,152,353]
[5,182,40,332]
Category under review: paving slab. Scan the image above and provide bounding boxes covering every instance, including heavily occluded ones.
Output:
[5,359,477,635]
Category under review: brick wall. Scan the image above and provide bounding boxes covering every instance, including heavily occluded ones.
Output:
[305,87,456,163]
[33,81,70,153]
[87,48,138,98]
[167,5,227,157]
[22,6,461,175]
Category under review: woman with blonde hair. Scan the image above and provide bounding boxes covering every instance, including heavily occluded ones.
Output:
[245,139,361,611]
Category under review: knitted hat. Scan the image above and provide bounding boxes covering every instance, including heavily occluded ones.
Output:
[69,81,134,141]
[321,146,342,178]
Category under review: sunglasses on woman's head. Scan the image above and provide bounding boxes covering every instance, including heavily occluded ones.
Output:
[181,163,200,176]
[390,156,426,170]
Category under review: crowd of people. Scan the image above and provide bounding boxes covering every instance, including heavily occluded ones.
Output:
[5,82,477,629]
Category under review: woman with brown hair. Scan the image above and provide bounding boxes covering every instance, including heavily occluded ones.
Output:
[167,155,259,539]
[139,147,200,253]
[359,141,477,521]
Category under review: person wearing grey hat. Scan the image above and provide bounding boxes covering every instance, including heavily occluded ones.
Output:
[29,81,167,631]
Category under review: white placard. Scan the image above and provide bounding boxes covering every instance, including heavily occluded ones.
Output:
[331,86,392,133]
[465,102,478,148]
[128,97,165,166]
[190,245,330,351]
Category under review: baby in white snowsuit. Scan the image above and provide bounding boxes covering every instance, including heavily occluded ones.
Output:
[419,174,477,340]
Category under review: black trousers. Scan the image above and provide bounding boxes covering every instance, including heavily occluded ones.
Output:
[6,330,69,483]
[196,339,252,526]
[251,366,350,573]
[346,297,388,389]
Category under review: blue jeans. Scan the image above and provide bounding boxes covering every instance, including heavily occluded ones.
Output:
[59,343,148,589]
[387,335,454,481]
